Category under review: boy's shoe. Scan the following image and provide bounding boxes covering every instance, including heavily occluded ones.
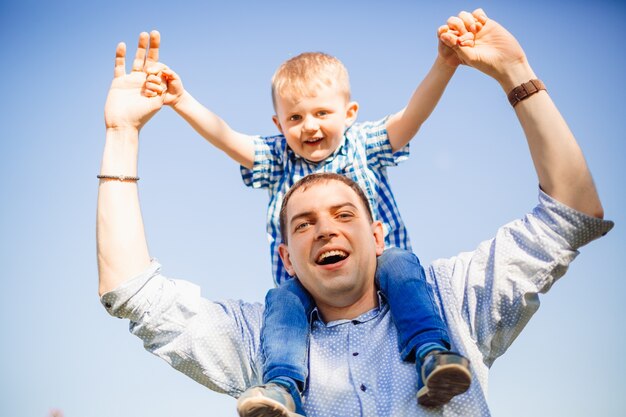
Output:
[236,383,303,417]
[417,351,471,407]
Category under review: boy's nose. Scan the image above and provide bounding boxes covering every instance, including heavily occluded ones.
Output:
[302,115,319,132]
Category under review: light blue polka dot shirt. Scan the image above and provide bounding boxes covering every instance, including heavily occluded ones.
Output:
[102,190,613,416]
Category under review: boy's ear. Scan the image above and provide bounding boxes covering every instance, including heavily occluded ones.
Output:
[272,115,283,134]
[345,101,359,127]
[278,243,296,276]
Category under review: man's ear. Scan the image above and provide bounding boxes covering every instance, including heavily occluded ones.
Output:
[372,220,385,256]
[345,101,359,127]
[272,115,283,134]
[278,243,296,276]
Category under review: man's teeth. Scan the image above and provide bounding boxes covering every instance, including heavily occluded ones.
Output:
[317,250,348,265]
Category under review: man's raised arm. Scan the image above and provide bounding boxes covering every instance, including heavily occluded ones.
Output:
[97,31,163,295]
[440,9,604,218]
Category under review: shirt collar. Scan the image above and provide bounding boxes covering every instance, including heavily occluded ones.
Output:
[310,292,388,328]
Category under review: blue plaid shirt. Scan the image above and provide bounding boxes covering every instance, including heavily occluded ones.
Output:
[241,117,411,285]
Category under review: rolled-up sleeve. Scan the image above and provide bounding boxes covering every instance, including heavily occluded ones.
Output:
[240,135,285,189]
[101,261,264,397]
[431,190,614,367]
[360,117,409,169]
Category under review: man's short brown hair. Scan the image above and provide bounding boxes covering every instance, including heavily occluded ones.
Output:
[271,52,351,109]
[279,173,373,244]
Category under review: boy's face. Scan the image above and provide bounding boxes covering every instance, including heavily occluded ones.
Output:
[272,84,358,162]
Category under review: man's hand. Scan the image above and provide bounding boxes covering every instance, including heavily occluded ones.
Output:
[104,31,163,131]
[439,9,529,89]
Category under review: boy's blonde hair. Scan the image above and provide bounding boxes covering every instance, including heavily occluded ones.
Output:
[271,52,351,109]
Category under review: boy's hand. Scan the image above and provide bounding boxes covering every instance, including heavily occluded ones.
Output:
[437,11,482,68]
[438,9,529,87]
[144,64,186,107]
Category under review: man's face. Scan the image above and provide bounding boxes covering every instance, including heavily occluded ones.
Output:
[278,180,385,318]
[272,84,358,162]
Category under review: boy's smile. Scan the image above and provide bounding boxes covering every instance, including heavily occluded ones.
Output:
[272,84,359,163]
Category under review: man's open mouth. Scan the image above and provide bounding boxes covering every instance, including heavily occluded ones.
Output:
[316,250,348,265]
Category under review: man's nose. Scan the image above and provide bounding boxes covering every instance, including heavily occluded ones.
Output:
[315,217,337,240]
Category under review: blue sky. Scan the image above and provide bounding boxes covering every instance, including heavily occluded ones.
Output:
[1,0,625,416]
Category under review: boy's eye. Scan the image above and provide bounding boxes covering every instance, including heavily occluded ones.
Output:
[289,115,302,122]
[317,110,329,117]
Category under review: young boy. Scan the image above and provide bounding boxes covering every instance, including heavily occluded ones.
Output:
[144,33,472,416]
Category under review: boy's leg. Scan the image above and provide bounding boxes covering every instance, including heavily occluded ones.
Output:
[237,278,314,417]
[376,247,471,406]
[376,247,450,360]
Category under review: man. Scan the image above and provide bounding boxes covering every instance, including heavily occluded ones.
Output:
[98,9,612,417]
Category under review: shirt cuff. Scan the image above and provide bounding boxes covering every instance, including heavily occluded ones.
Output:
[535,188,614,250]
[100,260,162,320]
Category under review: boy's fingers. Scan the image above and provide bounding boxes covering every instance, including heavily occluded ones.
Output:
[146,62,167,76]
[114,42,126,78]
[131,32,149,72]
[144,81,165,94]
[438,25,460,38]
[439,32,458,48]
[472,8,488,25]
[146,30,160,67]
[146,74,162,84]
[447,16,468,36]
[458,32,475,47]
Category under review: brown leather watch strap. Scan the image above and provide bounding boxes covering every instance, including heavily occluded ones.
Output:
[507,79,546,107]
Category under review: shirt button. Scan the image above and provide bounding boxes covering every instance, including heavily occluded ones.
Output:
[351,320,359,325]
[360,384,367,392]
[352,352,359,356]
[105,302,112,309]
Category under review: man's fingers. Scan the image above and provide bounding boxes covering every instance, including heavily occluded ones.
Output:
[146,30,160,67]
[472,8,488,25]
[447,16,468,36]
[131,32,149,72]
[459,11,478,33]
[114,42,126,78]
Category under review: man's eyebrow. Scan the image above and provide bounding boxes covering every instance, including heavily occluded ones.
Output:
[289,202,359,225]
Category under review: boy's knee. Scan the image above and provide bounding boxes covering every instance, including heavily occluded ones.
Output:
[379,247,421,269]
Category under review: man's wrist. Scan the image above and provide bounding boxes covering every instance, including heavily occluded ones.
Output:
[105,126,140,140]
[495,61,536,93]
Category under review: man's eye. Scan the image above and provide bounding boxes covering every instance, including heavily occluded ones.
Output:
[337,212,354,220]
[295,221,310,231]
[289,115,302,121]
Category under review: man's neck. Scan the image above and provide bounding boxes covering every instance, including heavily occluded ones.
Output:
[316,287,379,323]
